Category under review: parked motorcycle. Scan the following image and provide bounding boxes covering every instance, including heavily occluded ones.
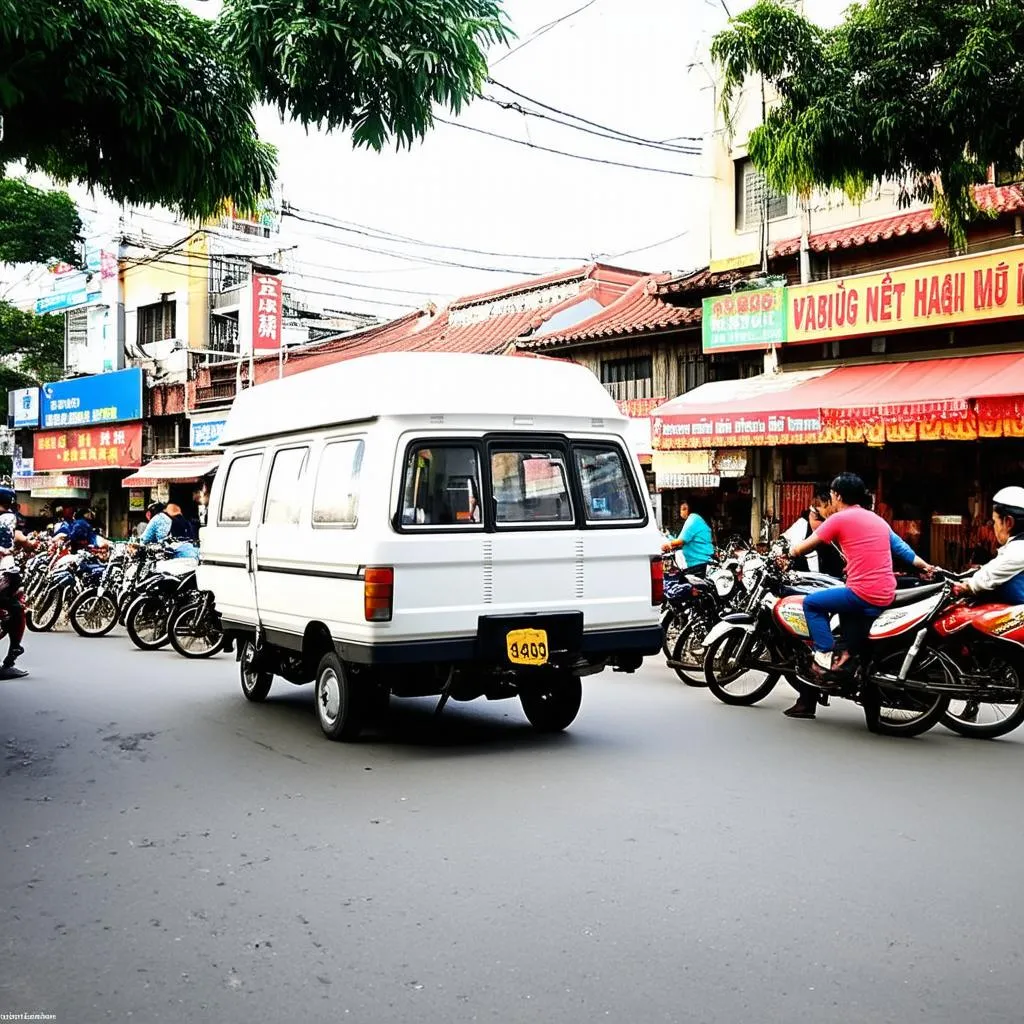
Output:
[68,544,129,637]
[124,560,199,651]
[701,546,951,736]
[27,551,104,633]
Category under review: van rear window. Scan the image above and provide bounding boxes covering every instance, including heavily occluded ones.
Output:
[573,446,642,522]
[491,448,573,526]
[219,452,263,525]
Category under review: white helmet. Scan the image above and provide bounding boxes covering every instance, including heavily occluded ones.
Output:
[993,486,1024,517]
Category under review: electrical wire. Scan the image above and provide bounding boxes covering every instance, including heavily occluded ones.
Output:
[486,78,703,146]
[606,229,691,259]
[431,117,706,178]
[284,203,584,263]
[491,0,600,68]
[481,96,703,156]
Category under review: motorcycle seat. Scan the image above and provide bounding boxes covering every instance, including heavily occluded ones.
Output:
[887,581,946,607]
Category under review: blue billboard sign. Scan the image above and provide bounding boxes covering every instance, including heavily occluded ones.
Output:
[190,417,227,451]
[40,368,143,429]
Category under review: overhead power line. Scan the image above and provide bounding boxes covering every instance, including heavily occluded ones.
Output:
[432,117,705,178]
[487,78,703,146]
[606,229,691,259]
[491,0,601,68]
[481,96,702,156]
[283,203,584,263]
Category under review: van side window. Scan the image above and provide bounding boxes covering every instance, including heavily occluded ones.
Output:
[400,446,482,527]
[573,445,642,522]
[219,453,263,525]
[312,440,364,526]
[491,448,573,526]
[263,447,309,525]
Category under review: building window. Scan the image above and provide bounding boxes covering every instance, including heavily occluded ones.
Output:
[209,314,240,353]
[710,354,763,382]
[137,300,176,346]
[210,257,249,293]
[995,165,1024,186]
[600,357,653,401]
[679,346,708,393]
[735,157,790,232]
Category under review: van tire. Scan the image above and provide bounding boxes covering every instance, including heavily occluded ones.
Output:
[239,640,273,702]
[315,652,363,741]
[519,673,583,733]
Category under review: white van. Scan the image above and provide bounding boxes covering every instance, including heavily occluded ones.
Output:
[198,352,664,741]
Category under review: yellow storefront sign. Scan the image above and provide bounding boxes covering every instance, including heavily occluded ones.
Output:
[787,244,1024,343]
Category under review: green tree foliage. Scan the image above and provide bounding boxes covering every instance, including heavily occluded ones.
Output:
[711,0,1024,251]
[0,179,81,267]
[0,304,64,418]
[0,0,510,218]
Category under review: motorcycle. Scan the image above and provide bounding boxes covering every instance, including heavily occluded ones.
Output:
[27,550,104,633]
[123,558,199,651]
[701,546,951,736]
[67,544,129,637]
[923,577,1024,739]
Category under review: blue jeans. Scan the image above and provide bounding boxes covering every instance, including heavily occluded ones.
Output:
[803,586,884,654]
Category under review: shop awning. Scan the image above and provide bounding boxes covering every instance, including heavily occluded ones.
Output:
[121,455,221,488]
[652,352,1024,448]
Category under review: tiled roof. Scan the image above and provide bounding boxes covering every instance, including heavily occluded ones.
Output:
[519,275,701,349]
[244,262,648,385]
[771,183,1024,258]
[657,267,747,295]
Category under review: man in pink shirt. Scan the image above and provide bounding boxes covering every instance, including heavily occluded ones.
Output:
[787,473,932,718]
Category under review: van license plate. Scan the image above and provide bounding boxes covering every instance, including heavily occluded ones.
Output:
[506,628,549,666]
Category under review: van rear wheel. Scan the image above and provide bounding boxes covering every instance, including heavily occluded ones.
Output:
[315,652,364,742]
[239,640,273,702]
[519,673,582,733]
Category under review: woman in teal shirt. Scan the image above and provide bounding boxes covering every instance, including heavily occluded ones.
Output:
[662,498,715,574]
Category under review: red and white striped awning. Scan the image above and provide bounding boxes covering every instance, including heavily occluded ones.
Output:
[121,455,221,488]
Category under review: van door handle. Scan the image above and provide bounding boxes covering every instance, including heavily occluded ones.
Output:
[245,540,253,574]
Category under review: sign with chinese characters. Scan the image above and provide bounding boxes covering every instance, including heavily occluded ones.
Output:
[9,388,40,427]
[702,288,786,353]
[40,368,143,429]
[13,454,33,478]
[252,272,283,350]
[189,415,227,451]
[448,281,581,327]
[787,244,1024,343]
[33,423,143,471]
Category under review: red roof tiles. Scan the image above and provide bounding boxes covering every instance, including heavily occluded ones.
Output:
[770,183,1024,258]
[656,267,747,295]
[519,275,701,349]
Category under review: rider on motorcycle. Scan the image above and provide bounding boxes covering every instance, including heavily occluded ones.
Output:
[140,502,199,560]
[0,486,30,679]
[785,473,934,716]
[661,498,715,577]
[953,486,1024,603]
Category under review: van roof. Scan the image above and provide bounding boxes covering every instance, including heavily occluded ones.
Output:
[219,352,626,445]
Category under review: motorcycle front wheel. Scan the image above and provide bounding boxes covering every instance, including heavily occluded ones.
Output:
[125,595,171,651]
[27,588,63,632]
[940,654,1024,739]
[169,603,225,659]
[69,588,119,638]
[703,631,779,706]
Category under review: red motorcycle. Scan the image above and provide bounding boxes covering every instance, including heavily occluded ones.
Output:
[930,594,1024,738]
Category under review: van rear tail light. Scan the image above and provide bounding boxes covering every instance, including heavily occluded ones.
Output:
[364,566,394,622]
[650,556,664,606]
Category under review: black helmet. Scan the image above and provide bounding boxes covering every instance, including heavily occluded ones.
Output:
[0,486,16,507]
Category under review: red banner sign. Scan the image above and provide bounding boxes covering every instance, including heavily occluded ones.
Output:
[252,272,283,350]
[652,409,823,450]
[34,423,143,471]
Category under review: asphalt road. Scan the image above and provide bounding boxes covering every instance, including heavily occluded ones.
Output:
[1,629,1022,1024]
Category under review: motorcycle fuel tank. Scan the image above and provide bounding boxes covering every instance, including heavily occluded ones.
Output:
[771,595,810,638]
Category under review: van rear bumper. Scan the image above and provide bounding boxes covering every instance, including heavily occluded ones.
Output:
[338,624,662,667]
